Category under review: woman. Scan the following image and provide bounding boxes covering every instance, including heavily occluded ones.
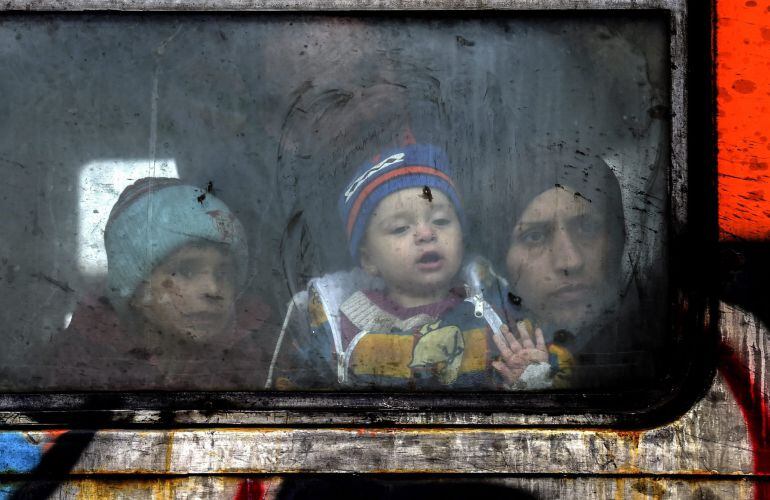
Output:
[499,146,659,389]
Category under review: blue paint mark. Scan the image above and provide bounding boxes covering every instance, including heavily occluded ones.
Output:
[0,432,45,473]
[0,483,21,500]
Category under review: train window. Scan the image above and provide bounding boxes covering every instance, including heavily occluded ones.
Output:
[0,5,712,421]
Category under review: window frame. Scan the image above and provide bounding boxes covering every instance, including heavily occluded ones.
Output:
[0,0,718,429]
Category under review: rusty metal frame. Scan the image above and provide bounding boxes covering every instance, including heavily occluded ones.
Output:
[0,0,714,430]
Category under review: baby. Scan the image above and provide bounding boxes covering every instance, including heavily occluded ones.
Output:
[329,144,547,389]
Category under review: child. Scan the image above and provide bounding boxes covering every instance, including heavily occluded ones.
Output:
[42,177,271,390]
[270,144,549,390]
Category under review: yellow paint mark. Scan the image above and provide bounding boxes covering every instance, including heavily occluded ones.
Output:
[73,480,100,500]
[614,477,625,500]
[164,430,175,472]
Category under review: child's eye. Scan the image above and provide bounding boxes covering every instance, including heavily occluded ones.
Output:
[390,225,409,235]
[171,261,198,279]
[215,266,235,281]
[175,266,195,279]
[433,218,451,227]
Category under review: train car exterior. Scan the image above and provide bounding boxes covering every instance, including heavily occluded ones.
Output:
[3,0,768,498]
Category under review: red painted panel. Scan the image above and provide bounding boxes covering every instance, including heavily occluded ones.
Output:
[718,0,770,240]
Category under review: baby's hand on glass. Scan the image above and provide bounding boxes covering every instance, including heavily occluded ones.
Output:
[491,321,548,386]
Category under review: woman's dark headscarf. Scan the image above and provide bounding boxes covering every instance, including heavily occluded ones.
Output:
[500,145,666,389]
[499,144,627,275]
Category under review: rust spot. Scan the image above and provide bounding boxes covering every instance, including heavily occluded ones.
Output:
[749,158,768,170]
[733,79,757,94]
[718,86,733,102]
[746,0,757,6]
[616,430,642,450]
[631,478,666,498]
[762,27,770,42]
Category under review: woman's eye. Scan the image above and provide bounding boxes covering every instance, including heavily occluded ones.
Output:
[433,218,451,227]
[520,230,546,245]
[577,219,601,236]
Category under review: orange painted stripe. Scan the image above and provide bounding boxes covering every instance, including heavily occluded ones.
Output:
[346,166,455,237]
[717,0,770,240]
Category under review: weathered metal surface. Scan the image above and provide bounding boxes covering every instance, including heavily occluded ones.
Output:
[0,476,759,499]
[0,409,626,427]
[3,477,281,499]
[0,0,685,12]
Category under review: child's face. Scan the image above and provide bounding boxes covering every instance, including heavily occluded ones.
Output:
[360,187,463,304]
[132,243,237,343]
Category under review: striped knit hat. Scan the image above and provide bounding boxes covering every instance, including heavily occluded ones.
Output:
[338,144,464,260]
[104,177,248,317]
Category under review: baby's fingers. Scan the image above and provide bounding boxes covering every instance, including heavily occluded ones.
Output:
[492,360,517,385]
[535,327,546,352]
[517,321,535,349]
[501,324,523,352]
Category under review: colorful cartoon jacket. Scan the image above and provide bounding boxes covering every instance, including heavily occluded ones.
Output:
[335,288,499,389]
[267,258,555,391]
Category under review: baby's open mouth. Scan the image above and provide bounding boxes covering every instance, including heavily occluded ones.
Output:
[416,251,443,268]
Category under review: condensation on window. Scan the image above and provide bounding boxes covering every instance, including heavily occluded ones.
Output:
[0,13,671,392]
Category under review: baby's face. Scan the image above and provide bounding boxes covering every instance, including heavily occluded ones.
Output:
[134,243,237,343]
[360,187,463,305]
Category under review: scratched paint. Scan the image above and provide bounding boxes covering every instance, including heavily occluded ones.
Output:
[718,0,770,239]
[0,476,761,499]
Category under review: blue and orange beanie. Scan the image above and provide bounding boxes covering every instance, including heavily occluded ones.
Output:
[338,144,465,261]
[104,177,248,315]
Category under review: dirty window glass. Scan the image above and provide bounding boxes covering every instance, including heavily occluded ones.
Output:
[0,13,670,392]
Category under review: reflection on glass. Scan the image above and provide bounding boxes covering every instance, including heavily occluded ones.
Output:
[78,158,178,276]
[0,13,669,392]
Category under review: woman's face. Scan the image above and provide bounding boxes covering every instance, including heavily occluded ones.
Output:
[505,186,620,333]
